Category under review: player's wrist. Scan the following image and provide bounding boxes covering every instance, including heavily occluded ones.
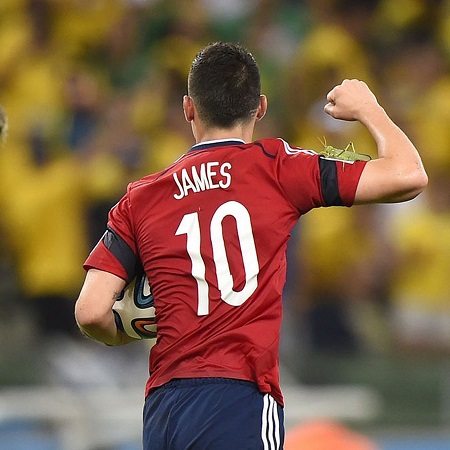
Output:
[111,329,140,346]
[358,102,385,126]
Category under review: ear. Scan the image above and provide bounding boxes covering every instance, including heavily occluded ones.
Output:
[255,95,268,121]
[183,95,195,122]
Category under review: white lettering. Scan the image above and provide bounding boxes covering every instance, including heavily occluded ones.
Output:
[173,162,232,200]
[173,172,185,200]
[181,168,197,196]
[207,162,220,189]
[219,162,232,188]
[192,164,210,191]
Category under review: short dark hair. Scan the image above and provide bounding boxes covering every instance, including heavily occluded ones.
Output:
[188,42,261,128]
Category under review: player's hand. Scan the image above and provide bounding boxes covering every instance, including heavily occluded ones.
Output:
[324,79,381,123]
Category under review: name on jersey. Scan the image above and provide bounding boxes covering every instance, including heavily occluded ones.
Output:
[173,162,232,200]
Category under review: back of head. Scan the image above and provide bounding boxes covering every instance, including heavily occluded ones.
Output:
[188,42,261,128]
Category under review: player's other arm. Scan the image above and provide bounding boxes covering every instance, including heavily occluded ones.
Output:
[324,79,428,204]
[75,269,137,346]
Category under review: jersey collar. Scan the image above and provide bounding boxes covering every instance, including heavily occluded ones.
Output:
[188,139,246,153]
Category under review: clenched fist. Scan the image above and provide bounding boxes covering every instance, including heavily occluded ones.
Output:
[324,79,381,123]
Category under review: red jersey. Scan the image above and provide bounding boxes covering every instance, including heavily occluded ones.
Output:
[84,138,366,405]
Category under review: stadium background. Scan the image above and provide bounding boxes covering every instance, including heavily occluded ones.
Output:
[0,0,449,448]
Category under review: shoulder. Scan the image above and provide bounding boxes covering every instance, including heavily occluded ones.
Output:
[126,170,165,198]
[254,138,318,159]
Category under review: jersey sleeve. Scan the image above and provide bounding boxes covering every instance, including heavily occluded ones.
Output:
[275,139,367,212]
[83,187,138,282]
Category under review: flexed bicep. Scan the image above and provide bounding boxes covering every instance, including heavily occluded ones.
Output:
[354,158,426,204]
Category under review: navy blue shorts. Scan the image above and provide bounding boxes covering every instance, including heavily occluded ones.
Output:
[143,378,284,450]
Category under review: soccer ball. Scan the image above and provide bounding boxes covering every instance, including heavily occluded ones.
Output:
[113,272,157,340]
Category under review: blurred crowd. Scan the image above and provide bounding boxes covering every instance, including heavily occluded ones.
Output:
[0,0,449,384]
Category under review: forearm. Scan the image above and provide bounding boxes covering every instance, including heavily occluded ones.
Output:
[75,269,137,346]
[356,105,428,203]
[76,311,136,346]
[360,105,423,170]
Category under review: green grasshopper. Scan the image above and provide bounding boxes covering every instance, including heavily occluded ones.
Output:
[318,137,371,162]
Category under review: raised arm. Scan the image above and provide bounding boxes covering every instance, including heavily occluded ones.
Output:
[75,269,138,346]
[324,79,428,204]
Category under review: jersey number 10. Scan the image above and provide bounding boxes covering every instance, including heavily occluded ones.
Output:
[175,200,259,316]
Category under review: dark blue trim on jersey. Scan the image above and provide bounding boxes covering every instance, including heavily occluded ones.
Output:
[188,139,246,153]
[254,141,276,159]
[154,140,247,182]
[103,226,137,282]
[319,157,344,206]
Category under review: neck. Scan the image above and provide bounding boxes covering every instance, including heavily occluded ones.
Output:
[193,122,255,144]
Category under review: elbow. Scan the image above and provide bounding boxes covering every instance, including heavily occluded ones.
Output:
[399,167,428,201]
[409,168,428,197]
[75,297,107,330]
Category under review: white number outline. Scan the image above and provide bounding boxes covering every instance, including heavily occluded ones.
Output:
[175,201,259,316]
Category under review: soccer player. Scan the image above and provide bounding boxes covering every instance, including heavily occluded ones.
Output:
[75,42,427,449]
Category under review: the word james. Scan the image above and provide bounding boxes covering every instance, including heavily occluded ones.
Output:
[173,162,232,200]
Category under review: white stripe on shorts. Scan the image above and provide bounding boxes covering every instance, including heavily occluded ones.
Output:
[261,394,281,449]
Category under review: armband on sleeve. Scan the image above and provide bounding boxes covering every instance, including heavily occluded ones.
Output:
[103,226,138,281]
